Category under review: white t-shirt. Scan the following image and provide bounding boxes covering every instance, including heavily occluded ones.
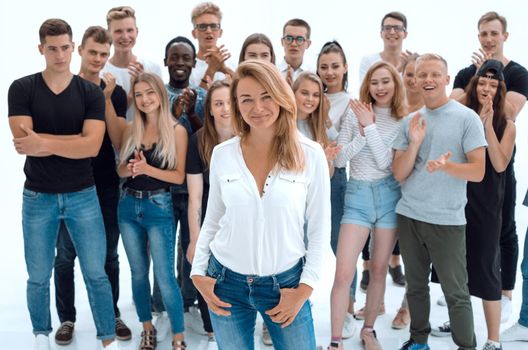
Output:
[101,58,162,120]
[326,91,351,133]
[358,52,382,86]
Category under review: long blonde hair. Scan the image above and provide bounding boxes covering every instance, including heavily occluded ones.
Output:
[119,73,178,169]
[359,61,407,119]
[292,72,330,146]
[230,60,304,172]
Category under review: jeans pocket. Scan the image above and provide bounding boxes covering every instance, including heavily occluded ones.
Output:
[149,192,172,209]
[206,258,223,285]
[22,188,39,199]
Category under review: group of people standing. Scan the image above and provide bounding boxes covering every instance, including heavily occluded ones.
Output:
[7,3,528,350]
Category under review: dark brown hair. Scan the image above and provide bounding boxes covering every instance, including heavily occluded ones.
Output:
[39,18,72,44]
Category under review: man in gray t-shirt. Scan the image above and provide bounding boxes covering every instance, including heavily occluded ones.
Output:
[392,54,486,350]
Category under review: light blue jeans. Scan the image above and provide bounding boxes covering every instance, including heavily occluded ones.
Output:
[207,255,316,350]
[118,190,184,334]
[22,186,115,340]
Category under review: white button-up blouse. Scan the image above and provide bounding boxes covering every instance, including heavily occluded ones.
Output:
[190,135,331,289]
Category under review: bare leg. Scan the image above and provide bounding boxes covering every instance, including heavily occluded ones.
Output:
[330,224,370,338]
[483,299,501,342]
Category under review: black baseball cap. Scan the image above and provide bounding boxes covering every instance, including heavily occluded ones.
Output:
[477,59,505,81]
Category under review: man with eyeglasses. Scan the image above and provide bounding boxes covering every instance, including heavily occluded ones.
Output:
[189,2,234,90]
[358,11,413,84]
[278,18,313,86]
[102,6,162,121]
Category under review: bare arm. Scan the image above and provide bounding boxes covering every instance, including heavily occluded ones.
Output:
[392,113,426,182]
[11,116,105,159]
[426,147,486,182]
[187,173,204,264]
[504,91,527,121]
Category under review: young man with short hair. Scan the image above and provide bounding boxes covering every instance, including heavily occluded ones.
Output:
[449,11,528,330]
[189,2,234,89]
[278,18,313,85]
[359,11,412,83]
[8,18,117,350]
[102,5,162,120]
[52,25,130,346]
[392,53,486,350]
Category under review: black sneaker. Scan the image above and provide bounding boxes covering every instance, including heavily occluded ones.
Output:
[431,321,451,337]
[388,265,406,286]
[55,321,74,345]
[360,270,369,293]
[115,317,132,341]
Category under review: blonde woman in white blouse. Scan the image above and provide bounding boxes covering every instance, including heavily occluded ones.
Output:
[329,62,407,350]
[190,60,330,350]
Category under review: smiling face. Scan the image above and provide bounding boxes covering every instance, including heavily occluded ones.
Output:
[134,81,160,116]
[317,51,347,93]
[108,17,137,54]
[210,86,232,129]
[78,37,110,75]
[415,58,450,108]
[294,79,320,119]
[369,67,395,108]
[478,19,508,58]
[192,13,222,51]
[380,17,407,49]
[39,34,74,74]
[165,42,195,87]
[237,76,280,131]
[403,60,418,94]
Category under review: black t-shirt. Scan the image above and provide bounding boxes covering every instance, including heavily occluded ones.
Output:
[92,81,127,188]
[453,61,528,98]
[123,143,174,191]
[186,132,209,221]
[8,73,105,193]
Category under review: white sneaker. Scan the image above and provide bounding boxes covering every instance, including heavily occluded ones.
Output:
[153,311,171,342]
[33,335,50,350]
[342,312,357,339]
[501,296,512,323]
[207,334,218,350]
[101,340,119,349]
[262,323,273,346]
[185,306,208,335]
[437,295,447,306]
[501,322,528,341]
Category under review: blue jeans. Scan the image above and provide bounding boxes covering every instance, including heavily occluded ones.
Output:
[118,190,184,334]
[331,168,357,300]
[207,255,316,350]
[22,186,115,340]
[519,188,528,326]
[54,184,121,322]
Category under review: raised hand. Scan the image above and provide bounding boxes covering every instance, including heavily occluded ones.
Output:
[408,112,426,146]
[349,99,375,136]
[204,45,231,74]
[128,61,144,82]
[426,151,452,173]
[397,49,416,72]
[286,65,294,87]
[102,72,117,100]
[323,141,342,162]
[192,275,232,316]
[471,48,493,71]
[479,95,494,129]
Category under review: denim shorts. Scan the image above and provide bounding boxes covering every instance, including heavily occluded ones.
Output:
[341,175,401,229]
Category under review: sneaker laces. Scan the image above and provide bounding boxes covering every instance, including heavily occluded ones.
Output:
[438,321,451,332]
[115,318,128,331]
[56,322,74,336]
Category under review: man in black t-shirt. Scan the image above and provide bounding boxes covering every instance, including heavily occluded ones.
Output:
[52,26,131,346]
[7,19,117,350]
[434,11,528,339]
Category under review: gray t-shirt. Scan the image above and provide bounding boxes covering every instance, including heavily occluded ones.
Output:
[393,99,487,225]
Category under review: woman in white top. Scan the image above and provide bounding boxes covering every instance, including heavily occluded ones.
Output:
[190,60,330,350]
[329,62,407,349]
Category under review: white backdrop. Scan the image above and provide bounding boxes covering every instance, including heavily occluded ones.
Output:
[1,0,527,346]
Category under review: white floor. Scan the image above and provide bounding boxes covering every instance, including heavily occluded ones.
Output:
[2,220,528,350]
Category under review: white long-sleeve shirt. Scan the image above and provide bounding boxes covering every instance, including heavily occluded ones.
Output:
[190,135,331,289]
[334,106,401,181]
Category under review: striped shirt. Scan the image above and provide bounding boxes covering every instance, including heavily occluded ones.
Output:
[335,106,401,181]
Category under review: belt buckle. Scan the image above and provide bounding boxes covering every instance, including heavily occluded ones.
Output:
[136,190,144,199]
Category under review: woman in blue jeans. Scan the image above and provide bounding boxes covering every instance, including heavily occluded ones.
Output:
[118,73,188,350]
[190,60,331,350]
